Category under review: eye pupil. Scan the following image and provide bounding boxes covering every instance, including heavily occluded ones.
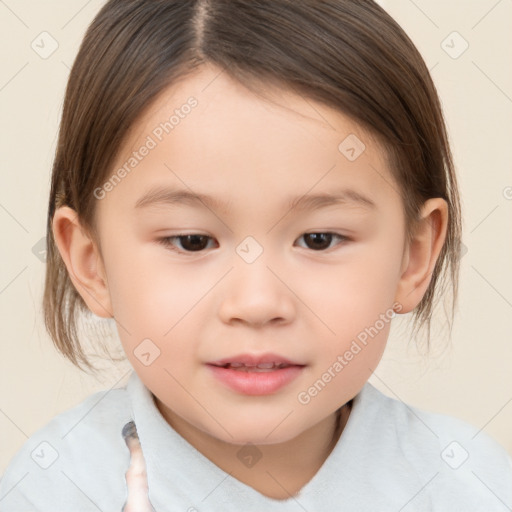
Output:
[304,233,333,250]
[181,235,209,251]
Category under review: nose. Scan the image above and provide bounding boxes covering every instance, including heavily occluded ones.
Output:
[217,256,296,328]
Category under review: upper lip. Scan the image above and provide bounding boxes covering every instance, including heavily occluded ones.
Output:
[207,353,305,367]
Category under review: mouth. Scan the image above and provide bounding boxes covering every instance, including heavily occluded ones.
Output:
[207,352,305,371]
[205,353,306,395]
[208,362,298,372]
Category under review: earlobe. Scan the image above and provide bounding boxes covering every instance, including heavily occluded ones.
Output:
[394,198,449,313]
[52,206,113,318]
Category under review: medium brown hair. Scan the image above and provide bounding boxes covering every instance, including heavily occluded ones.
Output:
[44,0,462,374]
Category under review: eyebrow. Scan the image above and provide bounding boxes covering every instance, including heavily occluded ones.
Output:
[134,185,377,212]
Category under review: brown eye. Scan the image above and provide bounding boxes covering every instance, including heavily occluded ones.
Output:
[159,234,216,252]
[178,235,210,251]
[297,233,348,251]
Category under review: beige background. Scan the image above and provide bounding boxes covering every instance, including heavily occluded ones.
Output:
[0,0,511,475]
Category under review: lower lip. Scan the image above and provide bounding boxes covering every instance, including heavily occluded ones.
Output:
[206,364,304,395]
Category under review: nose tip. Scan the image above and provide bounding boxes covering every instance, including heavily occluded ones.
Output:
[217,260,295,327]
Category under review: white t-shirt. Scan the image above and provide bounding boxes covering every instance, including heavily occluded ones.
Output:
[0,370,511,511]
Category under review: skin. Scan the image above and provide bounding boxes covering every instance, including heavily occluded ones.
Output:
[53,63,448,500]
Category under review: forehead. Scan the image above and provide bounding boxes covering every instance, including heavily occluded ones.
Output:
[98,64,399,219]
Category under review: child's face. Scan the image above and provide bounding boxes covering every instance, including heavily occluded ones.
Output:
[94,64,407,444]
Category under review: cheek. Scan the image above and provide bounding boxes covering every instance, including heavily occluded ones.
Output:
[292,242,401,386]
[106,242,210,328]
[296,252,400,336]
[103,245,210,365]
[297,302,391,413]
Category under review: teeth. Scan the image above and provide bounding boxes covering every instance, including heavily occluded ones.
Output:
[256,363,276,369]
[222,362,290,371]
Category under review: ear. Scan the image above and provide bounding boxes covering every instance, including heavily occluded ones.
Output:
[52,206,113,318]
[394,198,449,313]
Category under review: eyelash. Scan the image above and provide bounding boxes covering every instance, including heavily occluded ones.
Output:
[157,232,350,253]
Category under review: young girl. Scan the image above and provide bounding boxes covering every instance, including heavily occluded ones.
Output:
[1,0,511,510]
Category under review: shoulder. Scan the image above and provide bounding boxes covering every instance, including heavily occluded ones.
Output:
[362,383,512,510]
[0,381,133,511]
